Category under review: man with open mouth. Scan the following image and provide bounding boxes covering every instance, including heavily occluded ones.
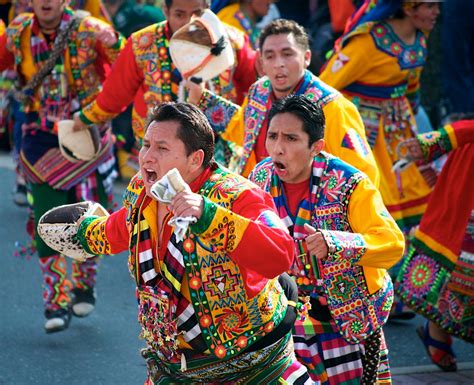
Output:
[249,95,404,384]
[37,102,313,384]
[185,18,379,187]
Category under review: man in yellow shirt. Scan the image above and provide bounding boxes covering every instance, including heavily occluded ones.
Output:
[249,94,404,384]
[186,18,379,186]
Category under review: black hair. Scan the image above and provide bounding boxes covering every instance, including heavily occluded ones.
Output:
[146,102,215,167]
[164,0,210,8]
[259,19,310,52]
[268,95,325,146]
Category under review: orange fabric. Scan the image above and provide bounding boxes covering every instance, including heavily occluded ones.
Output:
[329,0,355,33]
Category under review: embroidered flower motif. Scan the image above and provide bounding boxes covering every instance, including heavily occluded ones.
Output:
[253,167,269,185]
[189,276,201,290]
[321,169,346,202]
[340,311,369,341]
[183,237,195,253]
[215,306,250,340]
[405,253,437,297]
[199,314,212,328]
[236,336,248,349]
[214,345,227,359]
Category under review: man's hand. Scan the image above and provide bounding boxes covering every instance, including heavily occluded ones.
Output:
[72,111,88,132]
[304,223,328,260]
[169,191,204,220]
[96,28,118,48]
[184,79,205,105]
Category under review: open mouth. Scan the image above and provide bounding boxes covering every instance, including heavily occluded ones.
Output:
[144,168,158,183]
[274,161,286,172]
[41,6,52,11]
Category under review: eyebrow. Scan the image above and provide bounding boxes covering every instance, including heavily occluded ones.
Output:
[263,46,295,54]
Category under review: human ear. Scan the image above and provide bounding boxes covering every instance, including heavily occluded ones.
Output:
[311,139,325,156]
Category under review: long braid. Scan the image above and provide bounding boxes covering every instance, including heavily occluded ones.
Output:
[361,328,382,385]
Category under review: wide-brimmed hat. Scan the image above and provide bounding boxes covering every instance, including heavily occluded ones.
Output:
[169,9,235,82]
[57,120,101,163]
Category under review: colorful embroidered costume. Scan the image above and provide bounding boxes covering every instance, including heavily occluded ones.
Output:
[78,20,256,142]
[197,69,379,183]
[8,0,111,23]
[320,0,432,232]
[0,8,124,322]
[249,152,404,384]
[217,3,260,48]
[75,164,311,384]
[396,120,474,342]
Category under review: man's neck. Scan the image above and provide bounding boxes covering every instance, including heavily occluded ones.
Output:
[273,73,306,100]
[38,17,62,35]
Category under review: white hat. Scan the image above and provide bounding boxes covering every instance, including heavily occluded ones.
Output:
[169,9,235,82]
[57,120,101,163]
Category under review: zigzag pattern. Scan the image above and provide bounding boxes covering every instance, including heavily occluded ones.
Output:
[210,292,245,310]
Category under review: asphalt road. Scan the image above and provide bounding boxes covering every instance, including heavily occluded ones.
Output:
[0,155,472,384]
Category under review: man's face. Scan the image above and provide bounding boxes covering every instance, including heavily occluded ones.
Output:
[266,112,323,184]
[163,0,207,35]
[139,120,195,197]
[32,0,65,30]
[260,33,311,99]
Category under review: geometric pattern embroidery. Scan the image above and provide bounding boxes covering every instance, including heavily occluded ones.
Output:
[341,128,370,156]
[203,265,239,298]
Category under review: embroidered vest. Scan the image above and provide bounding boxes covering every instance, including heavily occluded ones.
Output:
[123,167,288,360]
[6,11,114,108]
[239,70,340,175]
[251,154,393,343]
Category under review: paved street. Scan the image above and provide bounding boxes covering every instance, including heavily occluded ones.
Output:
[0,153,472,384]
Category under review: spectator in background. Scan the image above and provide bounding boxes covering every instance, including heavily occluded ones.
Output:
[308,0,355,73]
[103,0,164,38]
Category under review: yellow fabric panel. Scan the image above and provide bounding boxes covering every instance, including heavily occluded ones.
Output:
[320,33,413,89]
[198,203,250,253]
[348,178,405,293]
[85,216,112,255]
[445,123,459,150]
[84,0,111,24]
[415,229,458,264]
[217,4,245,34]
[322,97,380,187]
[220,96,247,147]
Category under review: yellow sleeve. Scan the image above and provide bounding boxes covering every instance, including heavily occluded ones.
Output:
[322,97,380,187]
[319,34,373,90]
[347,177,404,270]
[217,4,245,34]
[84,0,112,24]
